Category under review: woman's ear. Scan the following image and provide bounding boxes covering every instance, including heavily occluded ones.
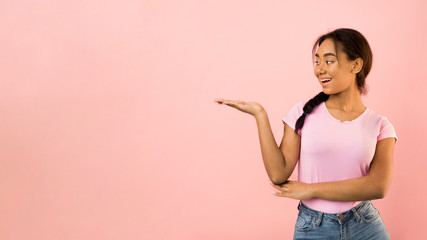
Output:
[352,58,363,73]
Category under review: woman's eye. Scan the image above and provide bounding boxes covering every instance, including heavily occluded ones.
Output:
[314,61,333,65]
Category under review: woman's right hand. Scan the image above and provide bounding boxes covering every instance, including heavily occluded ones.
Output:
[214,98,265,117]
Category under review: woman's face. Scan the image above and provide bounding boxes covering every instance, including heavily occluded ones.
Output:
[314,38,359,95]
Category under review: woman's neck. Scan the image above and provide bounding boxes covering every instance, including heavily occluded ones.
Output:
[326,88,365,113]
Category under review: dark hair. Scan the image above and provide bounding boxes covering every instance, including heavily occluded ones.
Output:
[294,28,373,134]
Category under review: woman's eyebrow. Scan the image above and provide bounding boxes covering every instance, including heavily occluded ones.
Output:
[315,53,337,57]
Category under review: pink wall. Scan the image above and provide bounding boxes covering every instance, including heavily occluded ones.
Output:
[1,0,426,239]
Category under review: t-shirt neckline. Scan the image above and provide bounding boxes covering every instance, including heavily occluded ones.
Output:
[322,102,369,124]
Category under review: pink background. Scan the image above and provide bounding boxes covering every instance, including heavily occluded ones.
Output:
[1,1,426,239]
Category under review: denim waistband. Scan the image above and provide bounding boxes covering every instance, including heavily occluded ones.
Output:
[297,200,371,225]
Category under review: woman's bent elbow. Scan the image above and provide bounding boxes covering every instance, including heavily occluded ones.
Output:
[374,185,389,199]
[270,177,288,185]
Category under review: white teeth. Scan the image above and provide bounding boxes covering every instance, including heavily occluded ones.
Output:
[321,78,331,82]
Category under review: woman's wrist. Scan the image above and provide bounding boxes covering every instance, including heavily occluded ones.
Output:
[309,183,318,199]
[253,107,266,119]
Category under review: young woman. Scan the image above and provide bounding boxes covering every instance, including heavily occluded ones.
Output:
[215,28,397,239]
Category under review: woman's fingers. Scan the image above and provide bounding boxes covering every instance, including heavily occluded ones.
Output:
[269,181,280,189]
[215,98,263,116]
[270,181,312,200]
[271,184,287,197]
[215,98,241,105]
[273,191,288,197]
[270,180,292,197]
[215,98,245,110]
[214,98,225,104]
[215,98,236,103]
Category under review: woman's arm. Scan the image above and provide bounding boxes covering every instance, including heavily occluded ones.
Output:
[256,110,300,184]
[271,137,396,201]
[215,99,300,184]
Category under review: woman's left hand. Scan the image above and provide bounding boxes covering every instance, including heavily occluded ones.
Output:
[270,180,314,200]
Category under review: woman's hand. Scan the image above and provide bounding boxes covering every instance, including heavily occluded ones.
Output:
[214,98,265,117]
[270,180,314,200]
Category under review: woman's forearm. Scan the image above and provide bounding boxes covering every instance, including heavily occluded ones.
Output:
[309,138,394,202]
[254,110,290,184]
[214,98,295,184]
[311,175,388,201]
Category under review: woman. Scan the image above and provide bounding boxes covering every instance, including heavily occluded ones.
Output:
[214,28,397,239]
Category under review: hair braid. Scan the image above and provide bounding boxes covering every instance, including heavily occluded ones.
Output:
[294,92,329,134]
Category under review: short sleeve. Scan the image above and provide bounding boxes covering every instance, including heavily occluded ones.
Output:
[377,117,398,143]
[282,102,305,133]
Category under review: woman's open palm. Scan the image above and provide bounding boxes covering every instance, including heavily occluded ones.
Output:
[214,98,264,117]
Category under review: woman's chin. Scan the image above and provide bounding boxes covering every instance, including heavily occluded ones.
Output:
[322,88,334,95]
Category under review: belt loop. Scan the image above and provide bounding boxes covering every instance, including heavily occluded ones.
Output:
[315,212,323,227]
[351,207,361,222]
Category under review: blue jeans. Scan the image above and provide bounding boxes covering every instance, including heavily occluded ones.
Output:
[293,201,390,240]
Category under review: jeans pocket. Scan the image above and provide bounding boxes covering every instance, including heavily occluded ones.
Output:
[360,204,380,223]
[295,211,314,231]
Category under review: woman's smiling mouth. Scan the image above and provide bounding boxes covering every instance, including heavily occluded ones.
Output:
[321,78,332,83]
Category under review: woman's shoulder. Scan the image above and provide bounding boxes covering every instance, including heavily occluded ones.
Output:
[364,107,398,140]
[364,107,392,123]
[370,110,398,142]
[283,102,306,127]
[290,101,306,111]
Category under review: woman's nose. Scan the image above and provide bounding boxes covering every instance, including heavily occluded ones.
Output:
[317,63,326,74]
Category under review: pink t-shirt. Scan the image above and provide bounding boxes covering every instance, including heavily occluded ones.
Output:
[282,101,397,213]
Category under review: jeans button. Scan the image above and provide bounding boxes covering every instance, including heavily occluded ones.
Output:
[338,214,344,220]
